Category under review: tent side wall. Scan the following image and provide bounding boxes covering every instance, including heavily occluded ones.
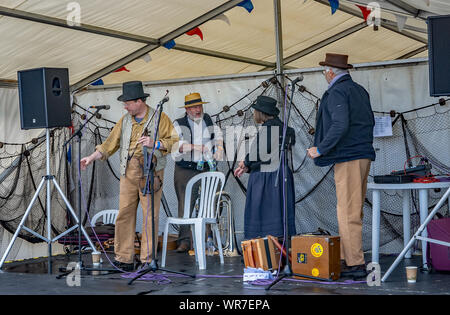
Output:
[1,58,449,261]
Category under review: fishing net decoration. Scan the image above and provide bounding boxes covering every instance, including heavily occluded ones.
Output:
[0,77,449,256]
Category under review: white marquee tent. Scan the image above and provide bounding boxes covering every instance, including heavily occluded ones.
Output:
[1,0,449,262]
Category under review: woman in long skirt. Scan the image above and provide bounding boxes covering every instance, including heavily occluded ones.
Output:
[234,95,296,240]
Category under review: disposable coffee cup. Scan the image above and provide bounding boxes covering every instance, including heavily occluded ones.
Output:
[406,266,418,283]
[92,251,101,265]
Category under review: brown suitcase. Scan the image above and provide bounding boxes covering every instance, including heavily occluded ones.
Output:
[291,234,341,281]
[241,236,281,271]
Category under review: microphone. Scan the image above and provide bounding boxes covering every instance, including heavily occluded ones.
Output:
[161,96,169,104]
[89,105,110,110]
[291,74,304,86]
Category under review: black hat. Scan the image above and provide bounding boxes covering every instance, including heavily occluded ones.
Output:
[117,81,150,102]
[251,95,280,116]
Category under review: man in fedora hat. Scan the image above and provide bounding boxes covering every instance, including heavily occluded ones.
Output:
[171,92,223,253]
[80,80,178,271]
[307,53,375,278]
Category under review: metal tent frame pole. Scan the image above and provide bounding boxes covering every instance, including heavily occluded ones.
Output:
[273,0,284,89]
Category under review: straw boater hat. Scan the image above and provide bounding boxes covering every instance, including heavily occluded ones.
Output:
[180,92,209,108]
[319,53,353,69]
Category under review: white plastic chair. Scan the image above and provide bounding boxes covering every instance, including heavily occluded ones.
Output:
[161,172,225,270]
[90,209,119,226]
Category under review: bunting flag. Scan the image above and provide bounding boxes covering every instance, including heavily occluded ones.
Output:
[328,0,339,14]
[91,78,104,86]
[186,27,204,40]
[395,14,407,32]
[114,66,130,73]
[141,53,152,63]
[67,144,72,163]
[211,13,231,26]
[163,39,176,49]
[237,0,254,13]
[356,4,371,21]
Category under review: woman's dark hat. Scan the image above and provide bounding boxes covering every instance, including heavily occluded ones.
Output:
[319,53,353,69]
[251,95,280,116]
[117,81,150,102]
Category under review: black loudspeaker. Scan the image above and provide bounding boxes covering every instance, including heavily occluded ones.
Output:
[18,67,72,129]
[427,15,450,97]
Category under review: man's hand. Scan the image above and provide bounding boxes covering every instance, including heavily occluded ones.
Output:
[80,157,92,170]
[138,136,155,148]
[179,143,207,153]
[307,147,321,159]
[80,151,103,170]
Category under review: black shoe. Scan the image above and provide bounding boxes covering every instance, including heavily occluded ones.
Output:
[176,242,190,253]
[113,260,135,272]
[340,264,367,279]
[136,262,150,272]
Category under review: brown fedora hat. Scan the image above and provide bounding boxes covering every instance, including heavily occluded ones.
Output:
[319,53,353,69]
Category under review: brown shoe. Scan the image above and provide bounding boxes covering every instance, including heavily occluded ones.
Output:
[176,242,190,253]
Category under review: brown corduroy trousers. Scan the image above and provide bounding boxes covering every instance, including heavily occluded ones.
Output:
[114,157,164,263]
[334,158,371,267]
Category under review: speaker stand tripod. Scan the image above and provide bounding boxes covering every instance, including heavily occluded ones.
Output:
[0,129,96,274]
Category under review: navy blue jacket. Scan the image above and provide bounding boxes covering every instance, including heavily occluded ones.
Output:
[313,74,375,167]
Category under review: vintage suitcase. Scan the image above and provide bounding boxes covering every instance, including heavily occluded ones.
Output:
[291,234,341,281]
[241,236,281,271]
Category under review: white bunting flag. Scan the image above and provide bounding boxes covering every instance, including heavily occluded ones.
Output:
[395,14,407,32]
[211,13,231,26]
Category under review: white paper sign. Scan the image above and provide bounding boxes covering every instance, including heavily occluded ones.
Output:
[373,116,393,138]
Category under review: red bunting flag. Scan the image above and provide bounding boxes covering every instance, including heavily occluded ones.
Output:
[114,66,130,73]
[356,4,371,21]
[186,27,204,40]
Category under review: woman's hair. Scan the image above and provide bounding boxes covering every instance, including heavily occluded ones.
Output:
[253,109,274,124]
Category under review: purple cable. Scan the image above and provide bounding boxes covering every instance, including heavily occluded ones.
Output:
[249,278,366,286]
[120,270,367,287]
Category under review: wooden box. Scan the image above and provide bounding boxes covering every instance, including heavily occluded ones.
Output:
[241,236,281,271]
[291,235,340,281]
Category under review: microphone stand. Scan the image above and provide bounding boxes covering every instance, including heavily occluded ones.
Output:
[128,97,195,285]
[266,78,328,290]
[58,107,117,278]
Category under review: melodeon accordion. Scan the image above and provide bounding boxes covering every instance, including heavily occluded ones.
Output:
[241,236,281,271]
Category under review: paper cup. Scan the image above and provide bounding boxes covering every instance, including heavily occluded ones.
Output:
[406,266,418,283]
[92,251,101,265]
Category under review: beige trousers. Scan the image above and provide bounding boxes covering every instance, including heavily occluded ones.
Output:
[114,157,164,263]
[334,158,371,267]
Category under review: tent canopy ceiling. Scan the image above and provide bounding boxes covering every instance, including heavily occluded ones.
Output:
[0,0,448,87]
